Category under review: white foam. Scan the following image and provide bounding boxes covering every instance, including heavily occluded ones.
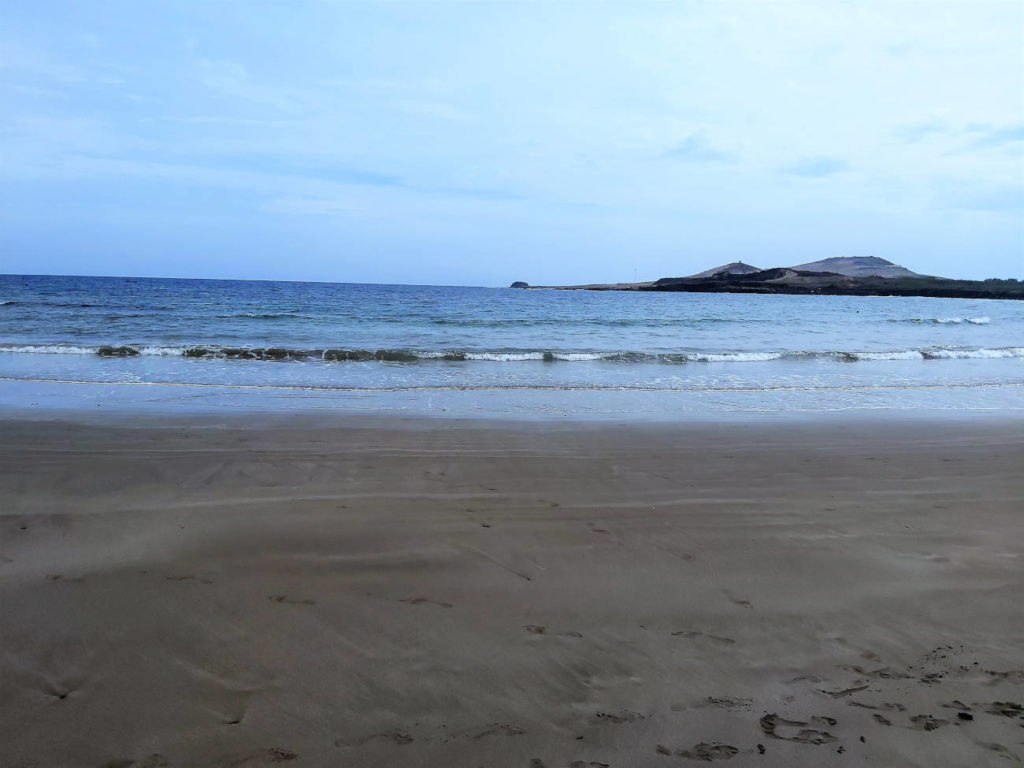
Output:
[464,352,547,361]
[0,344,97,354]
[686,351,786,363]
[924,347,1024,360]
[850,350,924,361]
[927,316,991,324]
[550,352,606,361]
[136,346,187,356]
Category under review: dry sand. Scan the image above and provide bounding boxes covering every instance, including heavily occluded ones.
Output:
[1,415,1022,767]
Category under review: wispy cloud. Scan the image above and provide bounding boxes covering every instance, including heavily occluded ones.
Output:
[965,123,1024,150]
[944,185,1024,213]
[664,131,735,164]
[196,59,307,112]
[782,156,848,177]
[895,119,948,143]
[263,198,358,215]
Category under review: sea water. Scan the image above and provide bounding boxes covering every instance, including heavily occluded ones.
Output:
[1,274,1022,418]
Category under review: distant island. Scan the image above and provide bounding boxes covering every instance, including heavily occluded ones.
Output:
[511,257,1024,300]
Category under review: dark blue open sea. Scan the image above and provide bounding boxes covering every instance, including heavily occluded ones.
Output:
[2,274,1022,418]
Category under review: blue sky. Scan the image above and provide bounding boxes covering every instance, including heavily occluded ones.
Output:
[1,1,1021,284]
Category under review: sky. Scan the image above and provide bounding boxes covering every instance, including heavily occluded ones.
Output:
[1,1,1022,285]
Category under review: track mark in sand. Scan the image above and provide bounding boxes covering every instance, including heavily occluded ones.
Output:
[986,701,1024,718]
[978,743,1021,762]
[335,731,414,747]
[849,701,906,712]
[760,713,838,745]
[940,700,976,723]
[590,710,645,725]
[400,597,453,609]
[166,574,213,584]
[457,543,534,582]
[657,742,739,760]
[587,522,609,535]
[686,696,753,712]
[471,723,527,739]
[529,759,546,768]
[872,714,892,726]
[671,630,736,645]
[99,757,168,768]
[268,594,316,605]
[909,714,949,731]
[45,573,85,583]
[267,749,298,762]
[570,762,610,767]
[820,684,870,698]
[43,677,83,701]
[722,590,752,609]
[225,747,298,765]
[525,624,546,634]
[841,665,913,681]
[984,670,1024,684]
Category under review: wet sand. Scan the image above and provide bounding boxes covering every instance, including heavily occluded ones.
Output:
[1,414,1022,767]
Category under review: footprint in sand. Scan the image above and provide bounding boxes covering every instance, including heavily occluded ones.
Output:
[657,742,739,760]
[99,757,169,768]
[690,696,753,712]
[589,710,645,725]
[471,723,527,739]
[849,701,906,713]
[45,574,85,583]
[909,714,949,731]
[166,575,213,584]
[525,624,546,634]
[842,665,913,681]
[759,713,838,745]
[820,684,870,698]
[986,701,1023,719]
[267,594,315,605]
[334,731,414,748]
[722,590,752,609]
[672,630,736,645]
[400,597,453,608]
[570,761,610,767]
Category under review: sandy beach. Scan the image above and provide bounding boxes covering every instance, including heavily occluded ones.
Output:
[1,414,1022,767]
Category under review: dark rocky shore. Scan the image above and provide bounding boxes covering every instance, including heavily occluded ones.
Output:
[645,268,1024,300]
[515,257,1024,300]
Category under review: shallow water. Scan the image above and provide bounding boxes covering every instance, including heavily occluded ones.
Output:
[1,274,1022,417]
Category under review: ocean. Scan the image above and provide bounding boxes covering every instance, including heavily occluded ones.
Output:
[1,274,1022,418]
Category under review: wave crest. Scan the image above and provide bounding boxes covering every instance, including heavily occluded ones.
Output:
[2,343,1023,363]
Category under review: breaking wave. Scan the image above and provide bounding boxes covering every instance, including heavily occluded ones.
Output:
[894,316,991,325]
[2,343,1023,363]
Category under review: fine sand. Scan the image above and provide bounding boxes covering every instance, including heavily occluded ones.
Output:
[1,415,1022,767]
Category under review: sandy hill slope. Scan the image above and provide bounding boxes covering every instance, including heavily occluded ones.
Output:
[788,256,923,278]
[688,261,763,278]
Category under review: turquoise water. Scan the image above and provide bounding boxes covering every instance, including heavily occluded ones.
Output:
[1,274,1022,417]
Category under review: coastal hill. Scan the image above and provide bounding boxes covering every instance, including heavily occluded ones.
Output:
[512,256,1023,300]
[788,255,923,279]
[687,261,763,278]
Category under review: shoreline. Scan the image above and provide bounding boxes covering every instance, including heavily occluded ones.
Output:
[3,375,1024,424]
[2,414,1023,766]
